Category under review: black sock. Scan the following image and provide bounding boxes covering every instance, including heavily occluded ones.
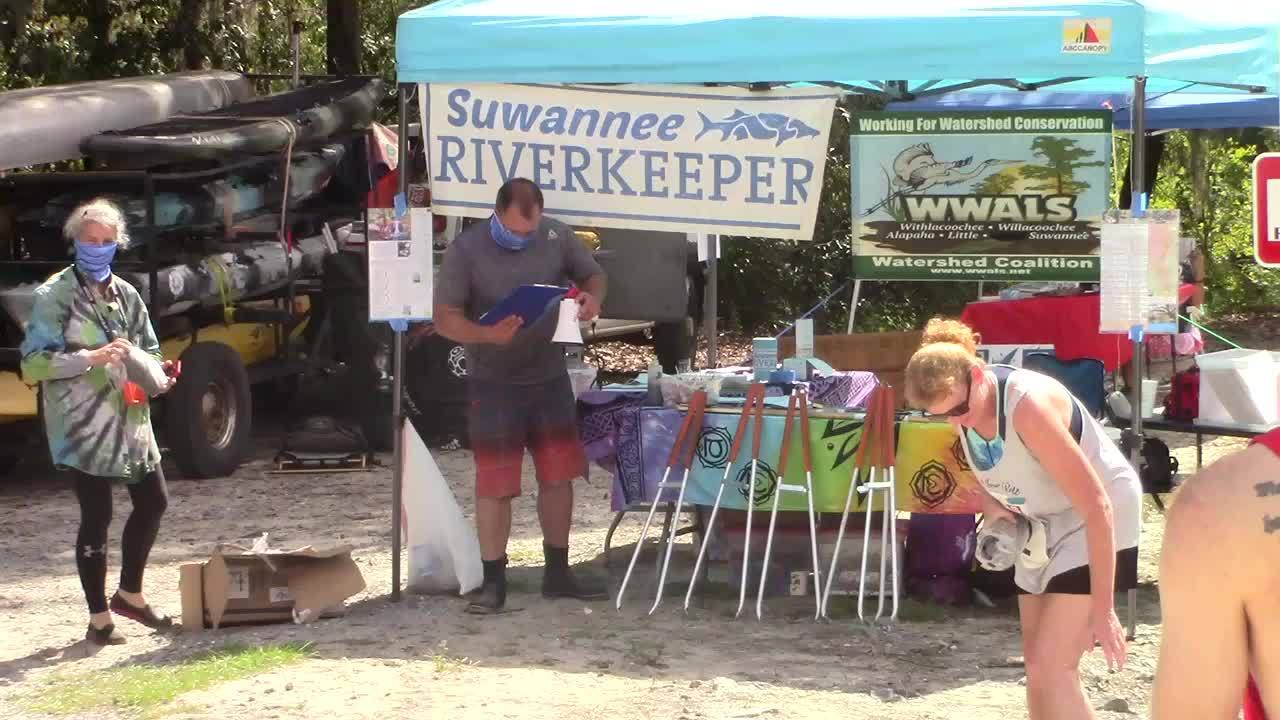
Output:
[483,556,507,585]
[543,544,569,575]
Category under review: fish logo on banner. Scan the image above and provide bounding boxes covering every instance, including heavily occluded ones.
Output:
[421,84,837,241]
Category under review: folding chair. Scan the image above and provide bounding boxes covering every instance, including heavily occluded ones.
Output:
[756,388,823,621]
[616,391,708,611]
[684,383,766,613]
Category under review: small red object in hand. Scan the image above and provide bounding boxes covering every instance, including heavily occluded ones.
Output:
[163,360,182,379]
[566,286,581,300]
[122,381,147,406]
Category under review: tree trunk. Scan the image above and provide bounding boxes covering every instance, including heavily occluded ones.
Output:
[85,0,114,79]
[1188,130,1210,231]
[326,0,361,75]
[177,0,207,69]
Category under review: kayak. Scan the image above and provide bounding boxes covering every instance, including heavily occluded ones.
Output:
[0,71,253,171]
[83,77,386,167]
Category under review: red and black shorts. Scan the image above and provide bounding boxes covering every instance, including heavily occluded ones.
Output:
[468,373,587,499]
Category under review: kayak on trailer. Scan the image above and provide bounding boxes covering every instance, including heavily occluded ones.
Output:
[0,71,253,171]
[83,77,387,167]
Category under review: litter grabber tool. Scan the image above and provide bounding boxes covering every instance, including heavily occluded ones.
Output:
[734,384,768,618]
[756,387,823,621]
[684,383,766,613]
[616,390,708,611]
[857,383,900,622]
[821,384,887,620]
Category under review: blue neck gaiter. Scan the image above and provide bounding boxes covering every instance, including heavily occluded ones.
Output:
[490,214,533,252]
[75,241,117,283]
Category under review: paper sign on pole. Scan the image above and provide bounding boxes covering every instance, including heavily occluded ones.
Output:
[1255,153,1280,267]
[1099,209,1180,334]
[422,83,837,240]
[367,192,433,322]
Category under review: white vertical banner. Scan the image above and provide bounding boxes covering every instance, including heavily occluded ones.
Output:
[421,83,837,240]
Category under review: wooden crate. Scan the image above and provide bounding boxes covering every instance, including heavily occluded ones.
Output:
[777,331,921,408]
[778,331,922,372]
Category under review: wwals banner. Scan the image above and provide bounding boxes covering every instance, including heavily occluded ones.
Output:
[851,110,1112,281]
[421,84,837,240]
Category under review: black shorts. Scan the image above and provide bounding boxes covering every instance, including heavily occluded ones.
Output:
[1015,546,1140,595]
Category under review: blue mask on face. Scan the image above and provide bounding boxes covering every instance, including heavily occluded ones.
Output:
[75,241,117,283]
[490,214,533,252]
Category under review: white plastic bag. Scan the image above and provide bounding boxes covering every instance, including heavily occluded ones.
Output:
[402,422,483,595]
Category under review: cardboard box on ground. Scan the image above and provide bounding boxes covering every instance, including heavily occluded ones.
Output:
[180,536,366,630]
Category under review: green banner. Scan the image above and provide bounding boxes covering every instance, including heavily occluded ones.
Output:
[850,110,1112,282]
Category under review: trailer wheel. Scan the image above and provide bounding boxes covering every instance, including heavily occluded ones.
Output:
[164,342,252,479]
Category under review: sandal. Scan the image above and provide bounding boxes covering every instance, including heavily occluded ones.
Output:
[110,592,173,630]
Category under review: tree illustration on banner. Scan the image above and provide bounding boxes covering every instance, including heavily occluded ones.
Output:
[1022,136,1105,196]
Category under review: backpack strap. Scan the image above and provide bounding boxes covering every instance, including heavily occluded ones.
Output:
[991,363,1083,445]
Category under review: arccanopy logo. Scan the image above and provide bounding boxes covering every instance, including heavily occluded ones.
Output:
[1062,18,1112,55]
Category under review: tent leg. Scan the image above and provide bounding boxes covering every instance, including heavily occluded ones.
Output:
[390,83,411,603]
[704,234,718,369]
[845,279,863,334]
[1127,75,1148,472]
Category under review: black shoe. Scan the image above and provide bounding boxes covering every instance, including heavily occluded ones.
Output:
[86,622,126,646]
[465,581,507,615]
[542,567,609,601]
[110,592,173,630]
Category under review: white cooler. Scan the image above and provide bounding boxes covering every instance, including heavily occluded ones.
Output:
[1196,349,1280,426]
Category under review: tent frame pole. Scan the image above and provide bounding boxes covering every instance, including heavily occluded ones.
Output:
[390,83,411,603]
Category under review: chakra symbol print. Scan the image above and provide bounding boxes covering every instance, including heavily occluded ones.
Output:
[910,460,957,509]
[696,427,733,469]
[736,460,778,506]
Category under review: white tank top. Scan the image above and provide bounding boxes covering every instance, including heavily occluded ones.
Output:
[960,367,1142,593]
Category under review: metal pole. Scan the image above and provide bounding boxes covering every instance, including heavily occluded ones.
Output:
[390,84,411,602]
[290,20,302,88]
[704,234,718,369]
[845,279,863,334]
[1128,75,1148,470]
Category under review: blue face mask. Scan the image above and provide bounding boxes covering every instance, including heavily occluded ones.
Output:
[965,426,1005,471]
[75,241,117,283]
[490,214,533,252]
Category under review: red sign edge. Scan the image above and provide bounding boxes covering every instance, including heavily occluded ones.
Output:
[1255,153,1280,268]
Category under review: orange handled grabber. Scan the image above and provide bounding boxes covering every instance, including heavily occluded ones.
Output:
[616,390,708,612]
[684,383,767,613]
[755,387,823,621]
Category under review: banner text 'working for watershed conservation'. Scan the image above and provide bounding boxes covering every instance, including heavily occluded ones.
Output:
[422,84,837,240]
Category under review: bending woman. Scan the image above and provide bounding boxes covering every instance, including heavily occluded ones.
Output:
[20,199,176,645]
[904,319,1141,720]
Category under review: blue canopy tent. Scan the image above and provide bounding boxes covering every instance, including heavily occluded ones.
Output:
[387,0,1280,601]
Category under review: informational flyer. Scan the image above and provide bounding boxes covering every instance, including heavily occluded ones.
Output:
[367,200,433,322]
[1099,209,1180,333]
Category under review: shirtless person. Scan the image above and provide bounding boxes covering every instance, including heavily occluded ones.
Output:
[1152,427,1280,719]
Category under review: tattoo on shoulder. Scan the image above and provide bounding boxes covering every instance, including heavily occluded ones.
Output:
[1267,515,1280,534]
[1255,481,1280,498]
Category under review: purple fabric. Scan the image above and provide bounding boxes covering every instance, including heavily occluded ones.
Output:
[905,513,977,606]
[809,371,878,409]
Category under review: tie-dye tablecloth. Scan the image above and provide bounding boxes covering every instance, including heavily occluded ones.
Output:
[578,391,984,515]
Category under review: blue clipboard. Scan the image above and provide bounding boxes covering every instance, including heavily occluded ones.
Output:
[477,284,568,327]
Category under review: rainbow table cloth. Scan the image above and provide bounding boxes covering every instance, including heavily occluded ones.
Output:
[579,393,984,514]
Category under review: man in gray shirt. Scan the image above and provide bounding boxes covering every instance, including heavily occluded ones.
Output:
[434,178,607,613]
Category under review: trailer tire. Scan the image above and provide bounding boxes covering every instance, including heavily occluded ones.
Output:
[164,342,252,479]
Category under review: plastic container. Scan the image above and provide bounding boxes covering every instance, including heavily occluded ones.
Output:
[1196,349,1280,426]
[1140,379,1158,419]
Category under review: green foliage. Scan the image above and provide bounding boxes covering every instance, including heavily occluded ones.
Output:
[973,170,1017,196]
[1151,129,1280,313]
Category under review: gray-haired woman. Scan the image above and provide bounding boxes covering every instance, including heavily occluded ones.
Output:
[20,198,178,645]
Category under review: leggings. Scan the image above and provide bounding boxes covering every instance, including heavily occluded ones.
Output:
[72,468,169,614]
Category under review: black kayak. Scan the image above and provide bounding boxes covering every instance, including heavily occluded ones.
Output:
[82,77,386,167]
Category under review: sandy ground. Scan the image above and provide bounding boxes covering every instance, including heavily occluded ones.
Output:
[0,407,1250,720]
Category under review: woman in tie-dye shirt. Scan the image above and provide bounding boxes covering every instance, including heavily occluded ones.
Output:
[20,198,177,646]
